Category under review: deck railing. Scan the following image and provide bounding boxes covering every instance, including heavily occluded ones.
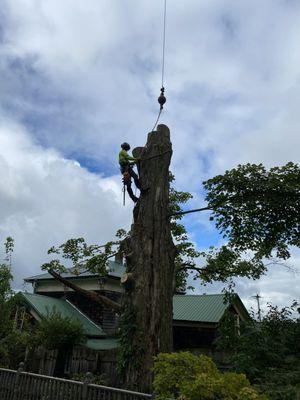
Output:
[0,364,153,400]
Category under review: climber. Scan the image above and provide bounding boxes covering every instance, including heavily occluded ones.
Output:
[119,142,141,203]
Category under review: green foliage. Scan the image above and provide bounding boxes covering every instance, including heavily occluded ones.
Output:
[169,173,201,292]
[117,305,145,381]
[42,236,122,276]
[0,238,14,339]
[217,302,300,400]
[169,163,300,290]
[0,330,30,369]
[201,163,300,283]
[0,238,29,369]
[0,264,13,338]
[153,352,267,400]
[35,311,86,350]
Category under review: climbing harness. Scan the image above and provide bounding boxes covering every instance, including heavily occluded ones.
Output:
[122,171,131,185]
[151,0,167,132]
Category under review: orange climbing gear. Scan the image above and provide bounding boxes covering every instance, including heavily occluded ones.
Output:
[122,171,131,185]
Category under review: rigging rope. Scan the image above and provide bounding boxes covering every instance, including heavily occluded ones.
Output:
[161,0,167,88]
[151,108,162,132]
[151,0,167,132]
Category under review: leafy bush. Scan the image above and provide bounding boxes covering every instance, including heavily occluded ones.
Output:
[216,302,300,399]
[35,311,86,350]
[153,352,267,400]
[0,330,30,368]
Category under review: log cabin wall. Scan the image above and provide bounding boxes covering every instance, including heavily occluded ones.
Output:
[39,290,122,335]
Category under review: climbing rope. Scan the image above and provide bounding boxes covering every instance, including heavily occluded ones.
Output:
[161,0,167,89]
[122,183,126,206]
[151,108,163,132]
[151,0,167,132]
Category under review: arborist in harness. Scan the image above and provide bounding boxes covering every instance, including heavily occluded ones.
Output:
[119,142,141,203]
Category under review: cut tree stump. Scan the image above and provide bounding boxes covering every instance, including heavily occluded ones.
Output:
[121,124,176,391]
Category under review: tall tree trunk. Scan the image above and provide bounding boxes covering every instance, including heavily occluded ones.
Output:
[119,125,175,391]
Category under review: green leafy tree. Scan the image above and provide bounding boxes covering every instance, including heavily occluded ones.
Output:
[200,163,300,285]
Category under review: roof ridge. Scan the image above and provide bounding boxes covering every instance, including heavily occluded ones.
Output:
[21,292,63,301]
[24,260,125,282]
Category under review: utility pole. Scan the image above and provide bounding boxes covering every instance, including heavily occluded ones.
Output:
[252,294,262,322]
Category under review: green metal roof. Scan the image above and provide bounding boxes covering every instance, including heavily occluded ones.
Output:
[85,338,119,351]
[20,292,106,338]
[24,261,125,283]
[173,294,229,323]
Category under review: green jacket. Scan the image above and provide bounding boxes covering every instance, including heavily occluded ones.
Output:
[119,149,136,166]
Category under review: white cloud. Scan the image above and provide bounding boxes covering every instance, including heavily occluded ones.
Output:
[0,0,299,306]
[0,117,131,287]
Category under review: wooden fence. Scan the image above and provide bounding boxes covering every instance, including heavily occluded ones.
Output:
[0,364,153,400]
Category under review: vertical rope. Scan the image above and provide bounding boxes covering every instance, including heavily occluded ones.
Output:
[161,0,167,88]
[151,0,167,132]
[151,109,162,132]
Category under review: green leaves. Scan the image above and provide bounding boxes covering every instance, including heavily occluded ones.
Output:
[199,163,300,284]
[153,352,267,400]
[198,246,266,284]
[169,163,300,289]
[35,311,86,350]
[0,238,14,340]
[42,234,124,276]
[203,163,300,260]
[217,302,300,400]
[169,176,200,292]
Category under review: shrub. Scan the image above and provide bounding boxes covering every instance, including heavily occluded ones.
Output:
[35,310,86,350]
[0,330,30,368]
[153,352,267,400]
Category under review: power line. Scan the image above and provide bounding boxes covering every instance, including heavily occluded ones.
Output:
[251,294,262,322]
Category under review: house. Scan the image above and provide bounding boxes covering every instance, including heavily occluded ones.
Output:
[20,260,249,378]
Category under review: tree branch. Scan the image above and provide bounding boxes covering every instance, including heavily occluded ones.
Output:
[170,206,211,217]
[177,264,208,274]
[48,269,121,312]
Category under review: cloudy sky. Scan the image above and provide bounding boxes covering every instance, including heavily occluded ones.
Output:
[0,0,299,314]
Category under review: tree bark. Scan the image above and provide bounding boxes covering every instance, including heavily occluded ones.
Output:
[120,125,175,391]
